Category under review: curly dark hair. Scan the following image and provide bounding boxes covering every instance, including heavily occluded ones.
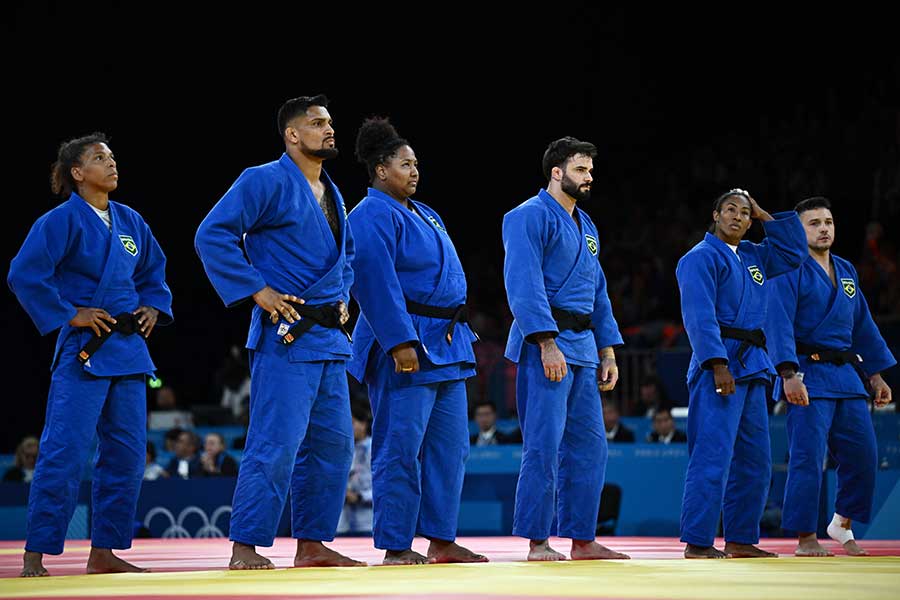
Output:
[50,132,110,197]
[541,136,597,180]
[354,117,409,182]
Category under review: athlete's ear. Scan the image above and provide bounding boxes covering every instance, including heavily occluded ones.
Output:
[551,166,563,181]
[70,166,84,183]
[284,127,298,144]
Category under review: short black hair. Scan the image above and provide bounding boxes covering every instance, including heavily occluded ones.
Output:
[50,132,110,197]
[164,427,184,442]
[794,196,832,215]
[354,116,409,182]
[542,136,597,180]
[474,400,496,413]
[277,94,329,139]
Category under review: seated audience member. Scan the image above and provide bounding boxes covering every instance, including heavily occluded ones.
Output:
[164,430,202,479]
[144,441,167,480]
[3,436,39,482]
[200,432,239,477]
[470,400,521,446]
[630,374,669,417]
[163,426,185,453]
[646,408,687,444]
[603,401,635,442]
[148,385,194,430]
[337,405,374,534]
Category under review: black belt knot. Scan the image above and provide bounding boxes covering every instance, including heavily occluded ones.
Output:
[405,299,469,344]
[551,307,594,333]
[720,326,767,368]
[796,342,862,366]
[280,301,352,345]
[77,312,142,364]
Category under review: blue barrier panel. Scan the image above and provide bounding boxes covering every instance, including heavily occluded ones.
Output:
[825,469,900,539]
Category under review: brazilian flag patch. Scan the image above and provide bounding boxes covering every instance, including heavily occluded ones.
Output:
[119,234,138,257]
[841,278,856,298]
[585,234,598,256]
[427,215,447,233]
[748,265,764,285]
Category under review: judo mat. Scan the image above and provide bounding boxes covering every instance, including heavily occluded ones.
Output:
[0,536,898,599]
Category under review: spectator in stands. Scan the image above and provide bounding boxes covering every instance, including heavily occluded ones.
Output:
[3,436,39,483]
[629,374,669,417]
[164,431,202,479]
[337,404,374,534]
[646,408,687,444]
[470,401,521,446]
[143,441,167,481]
[603,402,635,443]
[200,432,239,477]
[214,345,251,423]
[163,427,184,453]
[147,385,193,430]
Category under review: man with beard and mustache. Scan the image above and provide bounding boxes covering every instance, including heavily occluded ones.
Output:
[676,189,805,559]
[502,137,629,561]
[195,95,364,570]
[767,196,895,557]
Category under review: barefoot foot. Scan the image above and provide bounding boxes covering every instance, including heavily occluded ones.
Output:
[527,539,567,561]
[842,540,870,556]
[724,542,778,558]
[426,539,489,563]
[86,547,149,574]
[229,542,274,570]
[684,544,727,559]
[294,540,366,567]
[795,534,834,557]
[383,549,435,565]
[571,539,630,560]
[21,551,48,577]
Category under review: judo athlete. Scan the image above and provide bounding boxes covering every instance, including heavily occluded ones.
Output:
[347,117,486,565]
[502,137,629,561]
[8,133,173,576]
[195,95,364,569]
[676,188,806,559]
[767,196,895,556]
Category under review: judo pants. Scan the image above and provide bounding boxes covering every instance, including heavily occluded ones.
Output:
[512,343,607,541]
[680,375,771,547]
[229,351,353,546]
[781,398,877,533]
[26,353,146,555]
[365,351,469,551]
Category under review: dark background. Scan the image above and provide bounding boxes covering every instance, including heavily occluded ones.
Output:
[3,5,898,449]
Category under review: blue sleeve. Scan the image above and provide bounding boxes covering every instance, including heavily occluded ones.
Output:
[676,250,727,368]
[756,211,807,277]
[7,212,78,336]
[194,169,272,307]
[592,258,624,349]
[349,206,418,353]
[342,218,355,304]
[850,268,897,377]
[502,208,558,339]
[765,267,800,371]
[134,219,174,325]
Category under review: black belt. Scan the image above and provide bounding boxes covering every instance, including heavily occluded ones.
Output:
[77,312,142,364]
[720,326,766,368]
[280,301,351,345]
[796,342,862,366]
[551,307,594,333]
[405,299,468,344]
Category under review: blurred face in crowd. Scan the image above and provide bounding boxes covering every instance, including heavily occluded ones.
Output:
[352,417,368,442]
[639,381,658,404]
[156,386,177,410]
[175,432,197,459]
[204,434,225,458]
[474,404,497,432]
[653,411,675,436]
[801,207,835,254]
[19,439,38,469]
[603,403,620,429]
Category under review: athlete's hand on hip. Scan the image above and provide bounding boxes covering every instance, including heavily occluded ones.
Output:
[539,338,567,382]
[337,301,350,325]
[253,286,303,324]
[712,363,736,396]
[70,307,117,337]
[783,376,809,406]
[598,357,618,392]
[391,342,420,374]
[133,306,160,338]
[870,374,892,407]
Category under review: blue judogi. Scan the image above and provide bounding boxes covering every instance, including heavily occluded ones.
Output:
[767,254,896,533]
[347,188,476,551]
[195,154,354,546]
[8,193,173,555]
[676,212,806,547]
[502,189,622,541]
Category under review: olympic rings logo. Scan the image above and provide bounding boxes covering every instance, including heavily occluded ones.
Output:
[143,505,232,538]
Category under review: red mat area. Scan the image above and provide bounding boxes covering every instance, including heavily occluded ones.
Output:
[1,536,899,578]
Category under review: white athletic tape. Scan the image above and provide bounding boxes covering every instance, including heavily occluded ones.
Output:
[827,513,855,545]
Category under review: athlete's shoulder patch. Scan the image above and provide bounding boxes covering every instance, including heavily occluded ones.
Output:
[840,278,856,298]
[585,234,598,256]
[747,265,764,285]
[119,234,138,257]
